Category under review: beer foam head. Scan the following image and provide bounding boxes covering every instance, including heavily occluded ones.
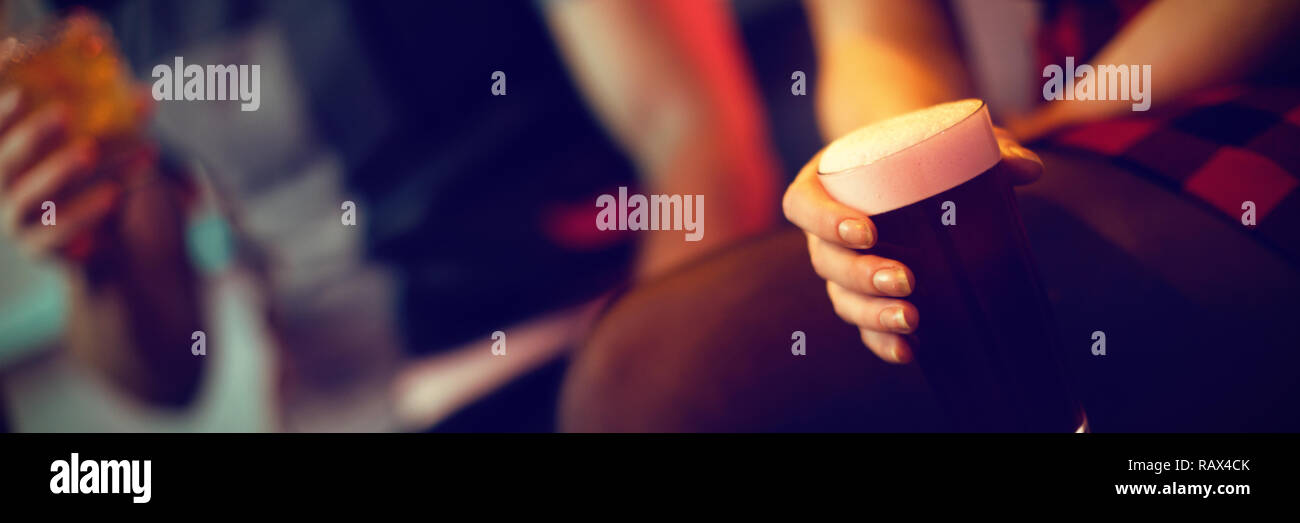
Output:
[817,99,1001,215]
[819,100,985,174]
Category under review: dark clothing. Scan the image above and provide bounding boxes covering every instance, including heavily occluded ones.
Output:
[330,2,637,352]
[72,0,637,353]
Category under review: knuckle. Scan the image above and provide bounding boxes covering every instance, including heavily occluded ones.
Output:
[831,302,853,325]
[859,329,883,352]
[824,280,840,302]
[826,290,849,321]
[811,259,831,283]
[808,242,833,280]
[858,304,881,329]
[851,256,877,292]
[781,183,799,221]
[825,284,852,320]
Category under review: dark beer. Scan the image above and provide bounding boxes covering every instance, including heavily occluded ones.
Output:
[820,100,1083,432]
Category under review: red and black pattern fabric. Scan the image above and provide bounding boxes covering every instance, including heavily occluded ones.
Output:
[1048,86,1300,264]
[1035,0,1300,265]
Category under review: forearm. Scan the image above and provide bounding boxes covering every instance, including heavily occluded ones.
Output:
[544,0,779,278]
[1012,0,1300,140]
[64,176,203,408]
[634,121,775,277]
[806,0,974,140]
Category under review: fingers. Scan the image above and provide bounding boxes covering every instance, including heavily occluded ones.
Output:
[0,88,25,134]
[828,280,917,364]
[807,233,913,297]
[999,145,1044,185]
[790,126,1038,365]
[785,147,921,364]
[0,76,141,261]
[827,281,918,335]
[13,180,120,258]
[993,126,1044,186]
[0,104,68,189]
[1,139,98,234]
[782,150,877,249]
[859,328,913,365]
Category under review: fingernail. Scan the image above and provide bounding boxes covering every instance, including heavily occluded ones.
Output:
[872,267,911,296]
[890,343,911,364]
[837,218,873,248]
[881,307,912,333]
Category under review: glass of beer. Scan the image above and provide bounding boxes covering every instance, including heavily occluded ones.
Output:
[2,12,145,151]
[1,12,151,259]
[819,99,1085,432]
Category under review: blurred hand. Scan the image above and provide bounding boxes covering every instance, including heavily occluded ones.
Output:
[0,35,200,408]
[782,126,1043,363]
[0,38,151,261]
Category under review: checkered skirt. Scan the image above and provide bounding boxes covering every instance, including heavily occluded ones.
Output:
[1036,0,1300,265]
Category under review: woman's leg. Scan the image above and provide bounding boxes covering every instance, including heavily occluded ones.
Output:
[559,229,948,432]
[561,149,1300,432]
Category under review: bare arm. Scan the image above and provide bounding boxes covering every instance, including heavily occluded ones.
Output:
[542,0,780,278]
[1010,0,1300,140]
[0,31,203,407]
[790,0,1042,363]
[804,0,975,140]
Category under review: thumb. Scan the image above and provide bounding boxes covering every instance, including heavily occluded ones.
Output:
[993,127,1044,185]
